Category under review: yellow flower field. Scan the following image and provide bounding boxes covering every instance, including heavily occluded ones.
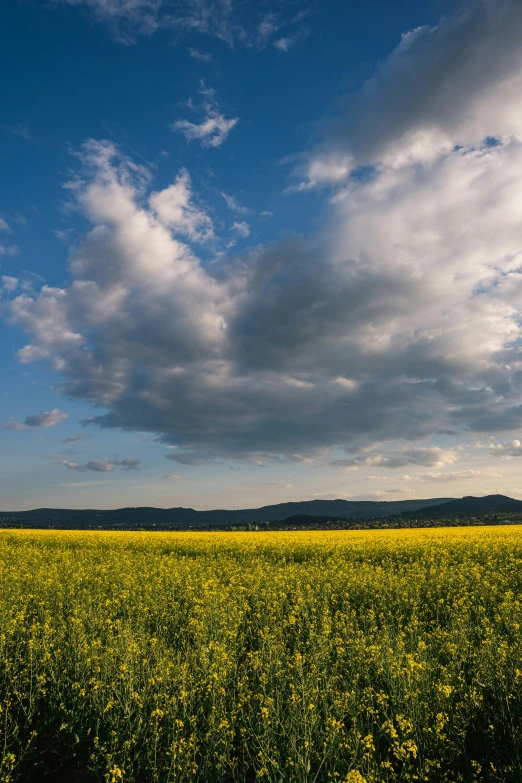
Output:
[1,527,521,782]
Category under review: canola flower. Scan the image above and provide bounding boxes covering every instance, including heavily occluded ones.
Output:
[0,527,521,781]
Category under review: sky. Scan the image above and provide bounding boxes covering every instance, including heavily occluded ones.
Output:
[3,0,522,511]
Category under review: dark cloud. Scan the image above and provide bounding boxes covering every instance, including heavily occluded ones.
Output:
[56,457,141,472]
[297,0,522,187]
[4,409,69,430]
[6,2,522,465]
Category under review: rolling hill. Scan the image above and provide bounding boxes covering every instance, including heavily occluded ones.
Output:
[0,497,454,528]
[405,494,522,519]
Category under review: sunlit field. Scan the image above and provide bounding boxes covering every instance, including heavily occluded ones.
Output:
[1,528,522,782]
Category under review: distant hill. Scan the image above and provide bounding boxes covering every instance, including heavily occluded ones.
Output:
[0,497,454,529]
[405,494,522,519]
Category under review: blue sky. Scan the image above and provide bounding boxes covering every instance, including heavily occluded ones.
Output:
[3,0,522,510]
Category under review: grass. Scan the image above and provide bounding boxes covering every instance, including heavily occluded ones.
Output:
[0,527,522,782]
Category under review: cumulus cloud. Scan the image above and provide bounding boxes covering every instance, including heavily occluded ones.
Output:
[298,0,522,187]
[63,434,86,443]
[4,408,69,430]
[173,83,238,148]
[56,457,141,472]
[8,1,522,467]
[149,169,214,242]
[0,218,10,231]
[489,439,522,457]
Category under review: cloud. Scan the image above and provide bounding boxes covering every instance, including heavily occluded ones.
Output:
[0,245,20,259]
[188,48,213,62]
[1,123,31,141]
[230,220,250,238]
[273,30,305,52]
[0,219,10,232]
[63,434,86,443]
[56,0,162,44]
[298,0,522,187]
[5,408,69,430]
[221,192,249,214]
[293,154,353,190]
[9,3,522,466]
[162,472,181,479]
[165,452,217,466]
[489,439,522,458]
[402,470,483,482]
[54,0,310,48]
[330,447,458,470]
[56,456,141,472]
[173,83,238,148]
[24,409,70,428]
[1,276,18,293]
[149,169,214,242]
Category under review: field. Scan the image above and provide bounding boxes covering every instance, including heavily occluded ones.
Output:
[1,528,522,782]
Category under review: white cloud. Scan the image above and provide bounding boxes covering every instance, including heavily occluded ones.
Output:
[230,220,250,238]
[294,154,353,190]
[4,408,69,430]
[489,439,522,458]
[0,218,10,232]
[1,276,18,293]
[149,169,214,242]
[173,83,238,148]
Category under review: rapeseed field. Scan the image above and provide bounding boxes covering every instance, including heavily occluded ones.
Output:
[0,527,521,782]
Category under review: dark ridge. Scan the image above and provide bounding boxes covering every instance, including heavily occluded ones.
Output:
[404,494,522,519]
[0,497,454,529]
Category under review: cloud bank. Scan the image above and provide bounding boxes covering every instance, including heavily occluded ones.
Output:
[7,0,522,467]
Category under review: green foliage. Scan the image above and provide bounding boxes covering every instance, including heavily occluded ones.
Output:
[0,528,522,781]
